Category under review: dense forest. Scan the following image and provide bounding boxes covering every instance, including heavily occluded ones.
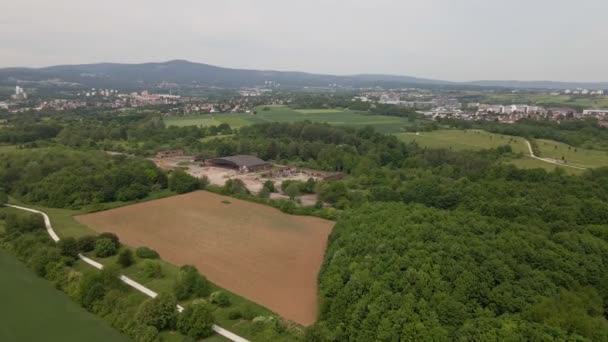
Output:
[0,148,167,208]
[0,109,607,341]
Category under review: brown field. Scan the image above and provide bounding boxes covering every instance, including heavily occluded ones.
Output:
[76,191,334,325]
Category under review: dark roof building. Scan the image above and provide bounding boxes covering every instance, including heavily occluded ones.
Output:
[205,155,271,172]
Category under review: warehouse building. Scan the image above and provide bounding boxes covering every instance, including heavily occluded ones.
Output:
[205,155,271,173]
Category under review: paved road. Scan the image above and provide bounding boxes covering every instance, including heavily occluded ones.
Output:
[524,140,587,170]
[5,204,250,342]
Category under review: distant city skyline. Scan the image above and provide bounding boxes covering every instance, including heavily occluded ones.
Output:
[3,0,607,82]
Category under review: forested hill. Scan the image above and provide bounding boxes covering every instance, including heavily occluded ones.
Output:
[2,60,606,89]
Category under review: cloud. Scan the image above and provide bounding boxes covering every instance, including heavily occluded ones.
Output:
[2,0,606,82]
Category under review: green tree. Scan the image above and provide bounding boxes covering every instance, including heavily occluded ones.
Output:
[77,235,97,252]
[135,293,178,330]
[95,238,118,258]
[176,304,215,339]
[285,182,301,200]
[169,169,201,194]
[117,249,134,268]
[58,237,79,259]
[174,265,210,300]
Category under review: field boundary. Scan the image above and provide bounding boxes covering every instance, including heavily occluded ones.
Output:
[5,204,250,342]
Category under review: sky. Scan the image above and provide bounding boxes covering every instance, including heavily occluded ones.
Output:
[3,0,607,82]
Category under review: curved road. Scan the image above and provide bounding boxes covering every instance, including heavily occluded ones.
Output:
[5,204,250,342]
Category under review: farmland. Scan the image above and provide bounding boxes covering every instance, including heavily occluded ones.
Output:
[0,251,129,342]
[75,191,335,326]
[164,105,419,133]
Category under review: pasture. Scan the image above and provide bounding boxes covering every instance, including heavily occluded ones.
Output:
[536,139,608,169]
[396,129,529,154]
[75,191,335,326]
[165,105,419,133]
[0,251,129,342]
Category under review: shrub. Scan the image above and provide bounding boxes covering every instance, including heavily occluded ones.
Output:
[98,232,120,248]
[263,180,276,193]
[80,282,106,310]
[135,293,177,330]
[227,309,242,320]
[135,246,160,259]
[222,179,249,195]
[140,260,163,279]
[132,325,159,342]
[77,235,97,252]
[58,237,79,259]
[117,249,134,268]
[169,169,201,194]
[95,238,118,258]
[5,212,45,234]
[210,291,231,307]
[174,265,210,300]
[176,304,215,339]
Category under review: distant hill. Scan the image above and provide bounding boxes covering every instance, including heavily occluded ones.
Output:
[0,60,606,90]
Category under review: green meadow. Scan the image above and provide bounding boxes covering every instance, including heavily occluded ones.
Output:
[536,138,608,169]
[0,250,130,342]
[165,105,420,133]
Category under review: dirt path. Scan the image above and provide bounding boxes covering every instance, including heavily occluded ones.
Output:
[525,140,587,170]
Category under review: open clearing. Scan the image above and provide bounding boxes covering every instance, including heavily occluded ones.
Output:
[396,129,529,154]
[165,105,421,133]
[76,191,334,326]
[536,139,608,169]
[0,251,129,342]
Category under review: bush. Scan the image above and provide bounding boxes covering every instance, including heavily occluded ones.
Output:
[227,309,242,320]
[58,237,79,259]
[176,304,215,339]
[5,212,45,234]
[77,235,97,252]
[0,190,7,205]
[210,291,231,307]
[131,325,159,342]
[174,265,210,300]
[263,180,276,193]
[222,179,249,195]
[135,246,160,259]
[140,260,163,279]
[98,232,120,248]
[95,238,118,258]
[169,169,201,194]
[117,249,134,268]
[135,293,177,330]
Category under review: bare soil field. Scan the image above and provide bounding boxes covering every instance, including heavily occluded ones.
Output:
[75,191,334,325]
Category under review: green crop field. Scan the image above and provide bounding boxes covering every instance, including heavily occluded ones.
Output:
[536,139,608,169]
[396,129,529,154]
[165,105,420,134]
[0,251,129,342]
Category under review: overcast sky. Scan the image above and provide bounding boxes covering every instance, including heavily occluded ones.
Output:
[3,0,607,82]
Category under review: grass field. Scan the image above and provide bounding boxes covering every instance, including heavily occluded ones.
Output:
[0,251,129,342]
[396,129,529,154]
[395,129,591,174]
[165,114,253,129]
[165,105,420,133]
[75,191,334,326]
[536,139,608,169]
